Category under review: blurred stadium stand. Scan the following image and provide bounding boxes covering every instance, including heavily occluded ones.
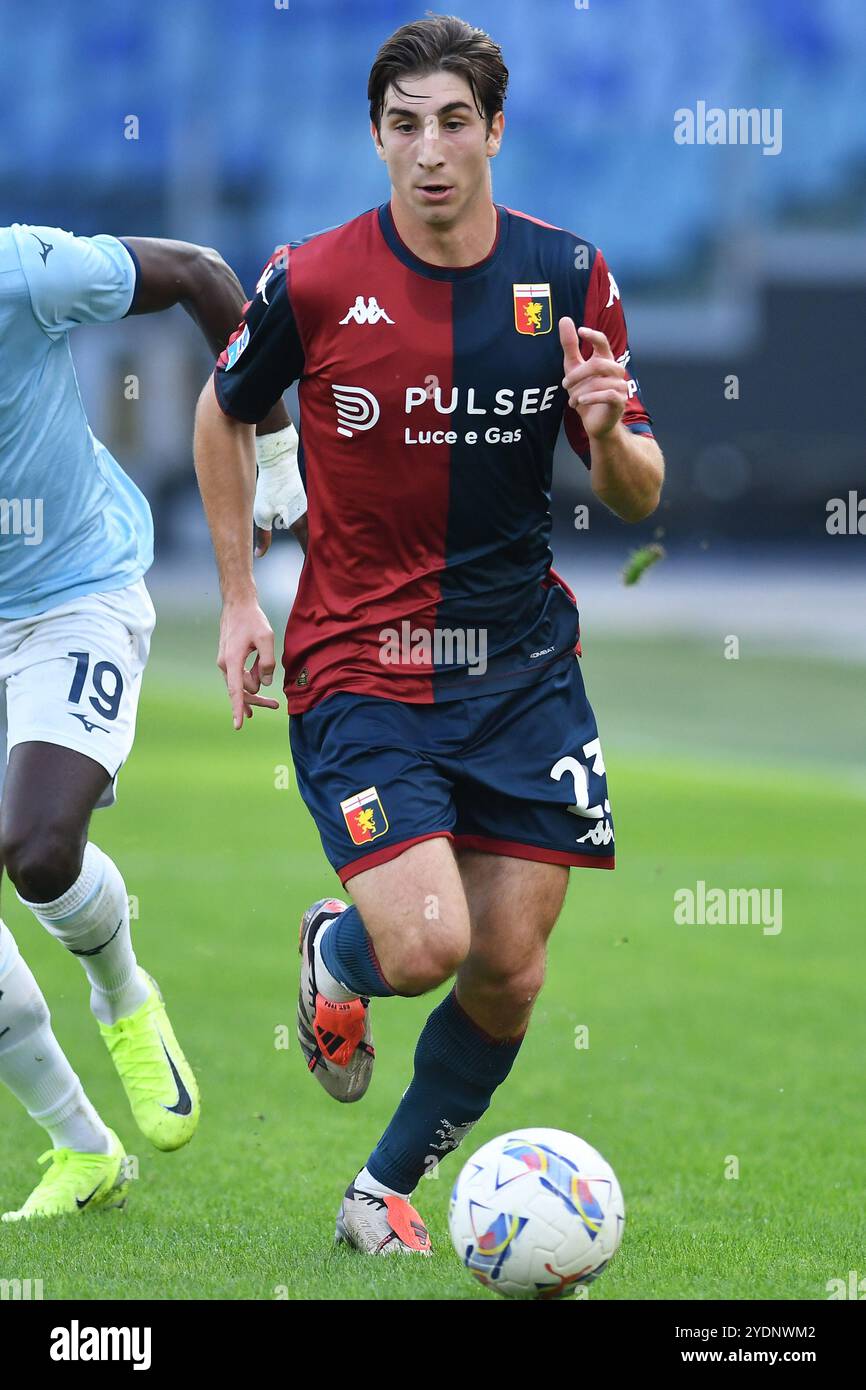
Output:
[1,0,865,554]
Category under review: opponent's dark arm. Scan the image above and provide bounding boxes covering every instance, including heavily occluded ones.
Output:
[120,236,305,550]
[120,236,289,438]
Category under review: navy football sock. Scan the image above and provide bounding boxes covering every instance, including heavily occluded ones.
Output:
[318,905,395,998]
[365,988,525,1195]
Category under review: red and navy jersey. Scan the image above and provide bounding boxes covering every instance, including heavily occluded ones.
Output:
[214,202,655,714]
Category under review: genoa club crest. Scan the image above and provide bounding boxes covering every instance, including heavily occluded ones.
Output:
[513,283,552,336]
[340,786,389,845]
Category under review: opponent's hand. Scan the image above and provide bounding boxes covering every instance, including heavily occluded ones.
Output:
[217,597,280,729]
[253,423,307,558]
[560,318,628,440]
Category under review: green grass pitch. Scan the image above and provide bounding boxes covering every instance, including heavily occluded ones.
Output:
[1,621,863,1299]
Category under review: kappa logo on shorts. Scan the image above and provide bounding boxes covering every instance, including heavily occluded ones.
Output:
[576,818,614,847]
[339,786,389,846]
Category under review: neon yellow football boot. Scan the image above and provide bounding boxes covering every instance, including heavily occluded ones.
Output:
[99,969,200,1152]
[2,1129,129,1222]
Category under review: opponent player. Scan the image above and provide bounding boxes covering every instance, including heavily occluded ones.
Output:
[194,14,664,1258]
[0,223,304,1219]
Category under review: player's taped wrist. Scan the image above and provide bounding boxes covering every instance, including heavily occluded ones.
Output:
[254,425,306,531]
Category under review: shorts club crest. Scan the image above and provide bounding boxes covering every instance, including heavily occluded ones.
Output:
[340,787,389,846]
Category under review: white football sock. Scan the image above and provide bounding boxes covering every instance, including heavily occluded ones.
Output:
[18,841,148,1025]
[313,916,358,1003]
[355,1164,411,1201]
[0,918,112,1154]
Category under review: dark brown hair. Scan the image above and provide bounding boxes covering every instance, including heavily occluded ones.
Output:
[368,13,508,134]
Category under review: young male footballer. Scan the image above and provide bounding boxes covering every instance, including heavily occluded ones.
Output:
[195,14,664,1254]
[0,224,303,1219]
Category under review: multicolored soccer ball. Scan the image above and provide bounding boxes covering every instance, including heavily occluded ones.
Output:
[448,1127,625,1299]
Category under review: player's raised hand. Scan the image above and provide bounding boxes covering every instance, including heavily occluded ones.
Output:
[559,318,628,440]
[217,597,280,730]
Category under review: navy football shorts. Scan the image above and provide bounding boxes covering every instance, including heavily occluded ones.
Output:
[289,654,615,886]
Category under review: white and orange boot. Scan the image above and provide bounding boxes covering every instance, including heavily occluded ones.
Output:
[297,898,375,1103]
[335,1181,432,1256]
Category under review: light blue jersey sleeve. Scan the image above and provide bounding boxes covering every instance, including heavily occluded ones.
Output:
[10,224,138,339]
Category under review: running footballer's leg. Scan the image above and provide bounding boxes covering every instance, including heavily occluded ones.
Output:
[0,855,130,1220]
[304,837,469,1254]
[318,841,566,1255]
[309,661,606,1254]
[0,747,199,1154]
[334,851,566,1254]
[298,836,469,1110]
[453,850,567,1039]
[293,693,463,1107]
[1,700,124,1210]
[0,589,200,1153]
[1,744,151,1033]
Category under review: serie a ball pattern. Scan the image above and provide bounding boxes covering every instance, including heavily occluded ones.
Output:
[448,1127,625,1299]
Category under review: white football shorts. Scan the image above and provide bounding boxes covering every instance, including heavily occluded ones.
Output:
[0,578,155,811]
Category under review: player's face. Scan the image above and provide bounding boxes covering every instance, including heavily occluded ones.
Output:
[372,70,503,229]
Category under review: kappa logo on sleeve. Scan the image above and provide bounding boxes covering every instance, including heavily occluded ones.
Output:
[340,787,389,845]
[256,246,289,304]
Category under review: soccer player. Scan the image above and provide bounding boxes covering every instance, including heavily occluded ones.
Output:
[0,223,304,1219]
[194,14,664,1255]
